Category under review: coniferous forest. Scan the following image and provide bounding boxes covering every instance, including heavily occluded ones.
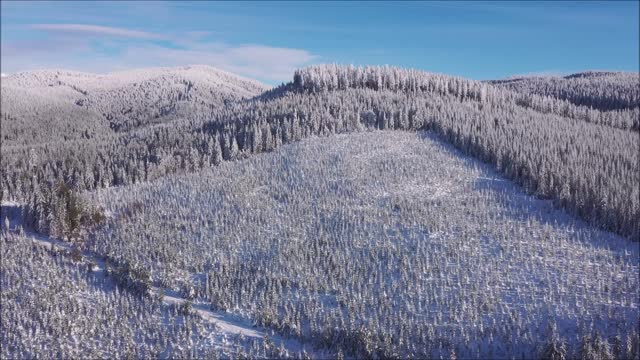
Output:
[2,64,639,359]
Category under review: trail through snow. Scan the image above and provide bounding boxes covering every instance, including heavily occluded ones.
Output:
[2,202,265,340]
[2,201,326,357]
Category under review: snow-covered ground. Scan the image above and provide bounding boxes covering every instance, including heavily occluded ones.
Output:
[1,65,269,94]
[84,130,640,359]
[1,202,319,358]
[1,65,270,146]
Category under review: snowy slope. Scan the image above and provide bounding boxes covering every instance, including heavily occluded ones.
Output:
[1,201,316,359]
[487,71,640,111]
[1,85,111,145]
[87,130,640,359]
[1,65,270,144]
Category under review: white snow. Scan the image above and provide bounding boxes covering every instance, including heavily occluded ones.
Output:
[2,202,317,356]
[1,65,269,93]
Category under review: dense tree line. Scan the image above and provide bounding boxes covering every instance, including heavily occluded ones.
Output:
[21,181,105,243]
[291,65,639,130]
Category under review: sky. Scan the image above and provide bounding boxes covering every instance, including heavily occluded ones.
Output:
[1,1,638,84]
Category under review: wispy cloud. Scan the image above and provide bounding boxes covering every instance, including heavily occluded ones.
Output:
[3,23,317,83]
[114,42,317,82]
[30,23,166,40]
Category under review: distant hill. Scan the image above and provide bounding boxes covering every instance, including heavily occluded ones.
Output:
[1,65,269,145]
[487,71,640,111]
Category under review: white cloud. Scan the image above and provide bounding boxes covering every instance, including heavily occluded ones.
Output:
[118,42,317,81]
[1,73,7,77]
[3,24,318,83]
[30,24,166,40]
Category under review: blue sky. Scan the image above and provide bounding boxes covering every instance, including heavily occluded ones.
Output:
[1,1,638,84]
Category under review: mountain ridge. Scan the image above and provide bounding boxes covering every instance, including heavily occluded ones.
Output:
[1,65,271,143]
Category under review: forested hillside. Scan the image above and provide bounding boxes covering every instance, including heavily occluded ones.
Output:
[1,229,297,359]
[2,65,638,241]
[1,66,269,145]
[488,71,640,111]
[86,131,639,359]
[2,64,640,359]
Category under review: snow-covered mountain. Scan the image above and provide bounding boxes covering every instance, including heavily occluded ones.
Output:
[1,65,270,144]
